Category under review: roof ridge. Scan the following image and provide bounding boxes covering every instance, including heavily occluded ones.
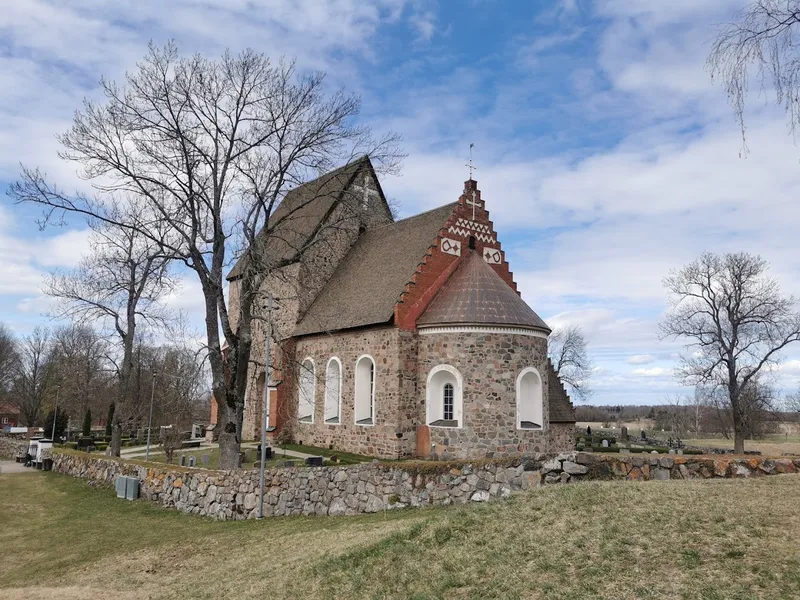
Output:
[364,202,459,234]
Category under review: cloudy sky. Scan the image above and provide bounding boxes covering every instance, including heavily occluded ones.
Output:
[2,0,800,405]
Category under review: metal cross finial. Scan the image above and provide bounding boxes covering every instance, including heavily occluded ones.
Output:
[465,143,476,180]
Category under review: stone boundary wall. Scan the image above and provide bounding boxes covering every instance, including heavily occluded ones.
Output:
[50,450,800,521]
[0,437,27,459]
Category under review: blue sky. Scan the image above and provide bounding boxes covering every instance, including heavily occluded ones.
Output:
[3,0,800,405]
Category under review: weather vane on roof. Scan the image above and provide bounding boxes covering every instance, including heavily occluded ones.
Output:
[466,143,476,180]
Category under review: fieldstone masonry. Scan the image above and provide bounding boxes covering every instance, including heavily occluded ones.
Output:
[49,449,800,521]
[0,438,26,459]
[418,331,551,458]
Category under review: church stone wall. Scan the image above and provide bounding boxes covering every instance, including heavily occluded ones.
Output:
[292,327,418,459]
[417,331,557,459]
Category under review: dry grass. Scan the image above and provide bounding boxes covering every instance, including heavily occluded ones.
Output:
[3,472,800,599]
[681,436,800,457]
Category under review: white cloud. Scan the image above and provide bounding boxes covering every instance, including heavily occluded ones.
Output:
[628,354,656,365]
[631,367,671,378]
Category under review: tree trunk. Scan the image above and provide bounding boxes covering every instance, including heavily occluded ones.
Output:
[110,421,123,457]
[732,402,745,454]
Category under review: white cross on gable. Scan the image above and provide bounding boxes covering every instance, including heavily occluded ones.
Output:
[353,174,380,209]
[466,190,482,220]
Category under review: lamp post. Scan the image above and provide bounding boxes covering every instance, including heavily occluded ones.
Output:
[145,371,157,461]
[50,385,60,441]
[258,292,274,519]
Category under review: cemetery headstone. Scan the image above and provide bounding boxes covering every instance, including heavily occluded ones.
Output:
[305,456,324,467]
[188,455,196,468]
[621,426,629,442]
[668,449,676,455]
[601,439,609,448]
[284,460,295,468]
[201,454,210,465]
[677,449,683,456]
[244,449,252,462]
[180,455,186,467]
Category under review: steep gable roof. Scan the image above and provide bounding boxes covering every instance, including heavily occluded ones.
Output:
[416,250,550,332]
[293,203,458,336]
[227,156,387,280]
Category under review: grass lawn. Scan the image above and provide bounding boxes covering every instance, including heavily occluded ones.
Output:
[142,444,372,470]
[3,472,800,599]
[279,443,374,464]
[143,447,285,471]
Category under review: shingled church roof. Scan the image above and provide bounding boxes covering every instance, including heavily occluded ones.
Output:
[227,157,380,281]
[416,250,551,332]
[293,203,458,336]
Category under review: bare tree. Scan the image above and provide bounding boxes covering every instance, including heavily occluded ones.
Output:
[708,1,800,149]
[548,325,593,401]
[46,216,175,456]
[785,388,800,415]
[10,43,401,468]
[49,324,112,423]
[9,327,55,426]
[0,323,19,393]
[660,252,800,453]
[661,395,689,439]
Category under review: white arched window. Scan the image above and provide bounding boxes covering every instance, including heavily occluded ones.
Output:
[298,358,316,423]
[426,365,463,427]
[517,367,544,430]
[324,357,342,424]
[354,355,376,426]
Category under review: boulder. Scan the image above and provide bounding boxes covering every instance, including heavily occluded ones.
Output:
[562,461,588,475]
[541,458,561,474]
[471,490,490,502]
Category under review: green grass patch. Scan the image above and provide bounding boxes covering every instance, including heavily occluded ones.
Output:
[279,443,374,464]
[4,470,800,599]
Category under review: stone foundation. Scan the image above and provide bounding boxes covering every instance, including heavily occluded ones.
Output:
[49,450,800,521]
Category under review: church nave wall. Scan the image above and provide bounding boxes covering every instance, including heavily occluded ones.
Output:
[292,327,417,459]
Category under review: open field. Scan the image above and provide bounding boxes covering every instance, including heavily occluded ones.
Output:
[679,436,800,457]
[3,471,800,599]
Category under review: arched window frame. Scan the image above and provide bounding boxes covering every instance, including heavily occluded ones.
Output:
[426,364,463,428]
[298,357,316,424]
[516,367,544,430]
[324,357,343,425]
[354,354,376,426]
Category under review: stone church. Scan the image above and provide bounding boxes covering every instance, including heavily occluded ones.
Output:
[224,156,575,460]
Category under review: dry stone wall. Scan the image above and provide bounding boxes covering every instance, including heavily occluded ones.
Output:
[50,450,800,521]
[0,437,26,459]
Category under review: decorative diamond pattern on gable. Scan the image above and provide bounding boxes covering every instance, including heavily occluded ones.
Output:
[440,237,461,256]
[448,218,496,244]
[483,247,501,264]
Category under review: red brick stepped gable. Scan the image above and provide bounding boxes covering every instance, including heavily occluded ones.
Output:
[395,179,519,330]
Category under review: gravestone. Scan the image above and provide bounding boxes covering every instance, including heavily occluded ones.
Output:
[621,427,629,442]
[244,449,252,463]
[201,454,210,465]
[677,449,683,456]
[179,455,186,467]
[284,460,295,468]
[188,456,196,468]
[305,456,324,467]
[601,439,609,448]
[668,449,676,455]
